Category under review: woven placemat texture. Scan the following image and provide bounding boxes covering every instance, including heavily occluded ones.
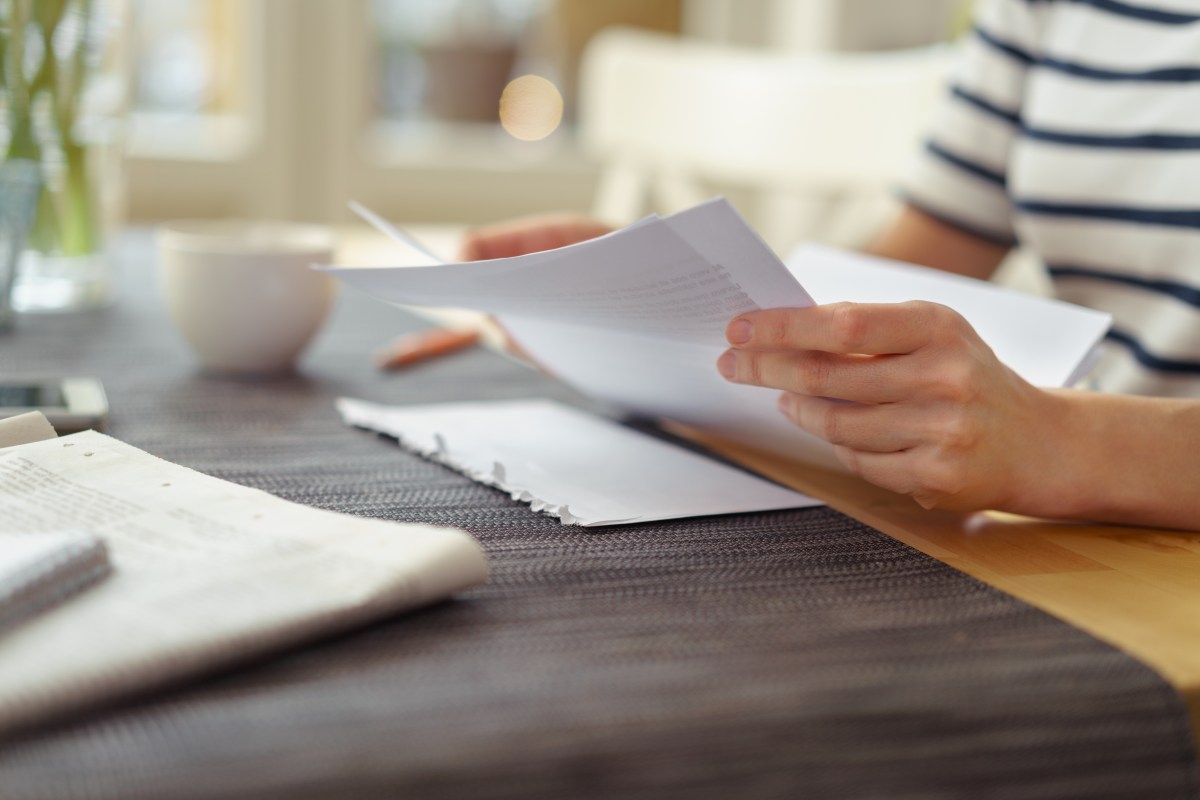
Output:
[0,233,1196,800]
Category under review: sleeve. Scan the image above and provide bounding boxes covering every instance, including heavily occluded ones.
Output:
[901,0,1043,245]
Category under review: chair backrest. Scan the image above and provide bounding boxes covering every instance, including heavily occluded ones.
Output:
[578,28,952,248]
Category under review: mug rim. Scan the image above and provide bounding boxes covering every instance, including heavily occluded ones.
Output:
[158,219,336,255]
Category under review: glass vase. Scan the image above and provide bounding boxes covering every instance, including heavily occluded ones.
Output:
[1,0,128,313]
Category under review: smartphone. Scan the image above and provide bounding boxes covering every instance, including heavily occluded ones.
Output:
[0,378,109,433]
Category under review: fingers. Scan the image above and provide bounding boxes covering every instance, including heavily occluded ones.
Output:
[726,301,969,356]
[722,302,1032,514]
[777,393,919,452]
[832,447,972,511]
[797,397,1002,511]
[718,348,913,403]
[829,447,925,501]
[459,215,613,261]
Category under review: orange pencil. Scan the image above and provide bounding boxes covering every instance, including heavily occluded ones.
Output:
[373,327,480,370]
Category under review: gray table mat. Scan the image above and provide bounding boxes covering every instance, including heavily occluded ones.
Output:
[0,233,1196,800]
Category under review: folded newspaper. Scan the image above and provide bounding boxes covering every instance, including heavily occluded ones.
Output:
[0,415,487,736]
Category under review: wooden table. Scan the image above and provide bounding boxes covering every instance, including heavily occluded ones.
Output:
[352,223,1200,747]
[2,227,1195,799]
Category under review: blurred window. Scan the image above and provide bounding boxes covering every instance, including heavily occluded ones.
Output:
[131,0,239,115]
[372,0,546,124]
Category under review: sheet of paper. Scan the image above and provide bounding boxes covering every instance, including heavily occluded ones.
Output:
[499,245,1113,466]
[0,431,487,735]
[337,398,822,526]
[348,200,443,265]
[787,244,1112,389]
[328,198,1110,469]
[0,411,58,448]
[498,315,845,468]
[324,198,814,346]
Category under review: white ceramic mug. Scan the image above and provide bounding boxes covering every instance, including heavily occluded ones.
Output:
[157,220,338,375]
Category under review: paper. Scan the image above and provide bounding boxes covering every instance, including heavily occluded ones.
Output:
[498,244,1113,465]
[337,398,821,526]
[786,244,1112,388]
[0,430,488,735]
[0,411,58,449]
[327,198,814,346]
[327,199,1111,468]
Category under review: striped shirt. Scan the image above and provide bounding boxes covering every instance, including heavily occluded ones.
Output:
[905,0,1200,396]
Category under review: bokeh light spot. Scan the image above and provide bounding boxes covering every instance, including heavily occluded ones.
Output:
[499,74,564,141]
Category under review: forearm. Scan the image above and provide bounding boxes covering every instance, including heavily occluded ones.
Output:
[867,205,1010,281]
[1019,389,1200,530]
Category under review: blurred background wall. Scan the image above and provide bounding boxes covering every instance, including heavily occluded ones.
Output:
[120,0,971,249]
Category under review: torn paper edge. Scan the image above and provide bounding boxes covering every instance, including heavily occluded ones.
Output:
[337,399,635,527]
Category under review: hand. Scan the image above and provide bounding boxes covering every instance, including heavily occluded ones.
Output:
[717,301,1070,514]
[458,214,613,261]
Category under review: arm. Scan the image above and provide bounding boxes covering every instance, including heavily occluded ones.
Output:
[867,204,1011,280]
[459,202,1009,277]
[718,302,1200,531]
[458,214,613,261]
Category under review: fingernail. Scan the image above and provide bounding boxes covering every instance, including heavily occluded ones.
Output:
[717,350,737,379]
[727,319,752,345]
[777,393,790,412]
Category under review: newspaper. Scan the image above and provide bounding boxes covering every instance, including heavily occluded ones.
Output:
[0,423,487,735]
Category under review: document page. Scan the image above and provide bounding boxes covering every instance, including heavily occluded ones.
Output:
[338,398,822,526]
[328,198,1111,470]
[497,315,846,468]
[786,244,1112,389]
[496,245,1113,466]
[0,410,58,448]
[0,431,487,735]
[323,198,814,346]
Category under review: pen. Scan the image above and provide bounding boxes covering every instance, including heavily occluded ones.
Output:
[373,327,480,370]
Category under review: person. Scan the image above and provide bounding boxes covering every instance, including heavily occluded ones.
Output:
[459,0,1200,531]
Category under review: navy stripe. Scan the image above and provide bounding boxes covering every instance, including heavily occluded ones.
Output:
[926,140,1008,186]
[1057,0,1200,25]
[1041,54,1200,82]
[952,84,1200,151]
[976,24,1200,82]
[974,26,1035,65]
[1016,200,1200,228]
[899,193,1019,246]
[950,84,1023,126]
[1105,327,1200,374]
[1023,128,1200,149]
[1048,264,1200,308]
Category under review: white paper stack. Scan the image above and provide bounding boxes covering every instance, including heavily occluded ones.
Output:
[338,397,822,526]
[326,198,1112,469]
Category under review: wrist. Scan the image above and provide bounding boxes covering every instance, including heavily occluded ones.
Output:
[996,386,1095,520]
[1006,389,1196,527]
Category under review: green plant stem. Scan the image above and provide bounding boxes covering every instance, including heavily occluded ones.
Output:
[57,0,97,256]
[3,0,37,159]
[61,141,94,255]
[5,0,101,257]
